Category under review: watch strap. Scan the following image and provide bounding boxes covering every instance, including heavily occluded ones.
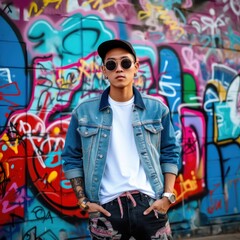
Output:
[162,192,176,203]
[162,192,172,198]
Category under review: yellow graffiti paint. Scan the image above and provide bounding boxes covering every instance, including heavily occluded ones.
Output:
[177,173,198,200]
[138,3,185,38]
[0,153,10,182]
[207,80,227,101]
[79,59,91,78]
[28,2,39,17]
[138,3,152,20]
[53,127,61,135]
[28,0,63,17]
[0,162,9,183]
[82,0,116,11]
[1,133,19,154]
[47,170,58,183]
[157,9,185,36]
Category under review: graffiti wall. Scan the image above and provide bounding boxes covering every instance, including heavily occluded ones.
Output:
[0,0,240,239]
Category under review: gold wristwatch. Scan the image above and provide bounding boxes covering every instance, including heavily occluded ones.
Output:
[78,198,89,211]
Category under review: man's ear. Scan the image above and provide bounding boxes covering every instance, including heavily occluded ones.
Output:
[134,61,139,73]
[101,65,106,75]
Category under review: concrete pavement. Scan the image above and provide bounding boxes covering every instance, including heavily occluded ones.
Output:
[181,233,240,240]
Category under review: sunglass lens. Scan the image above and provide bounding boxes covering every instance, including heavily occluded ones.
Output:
[106,61,116,71]
[121,59,132,69]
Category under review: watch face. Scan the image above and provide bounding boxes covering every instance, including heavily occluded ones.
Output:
[170,194,176,203]
[162,193,176,203]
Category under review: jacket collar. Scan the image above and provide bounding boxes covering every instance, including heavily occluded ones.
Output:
[99,86,146,111]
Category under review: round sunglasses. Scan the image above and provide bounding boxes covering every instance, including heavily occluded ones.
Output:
[104,58,134,71]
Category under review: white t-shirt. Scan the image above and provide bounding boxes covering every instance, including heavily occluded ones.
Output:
[99,96,155,204]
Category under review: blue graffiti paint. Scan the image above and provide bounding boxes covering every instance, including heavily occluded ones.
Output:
[0,12,29,134]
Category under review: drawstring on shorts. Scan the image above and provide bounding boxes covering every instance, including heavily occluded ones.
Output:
[117,191,139,218]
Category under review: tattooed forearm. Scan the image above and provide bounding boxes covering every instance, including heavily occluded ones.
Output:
[70,177,86,200]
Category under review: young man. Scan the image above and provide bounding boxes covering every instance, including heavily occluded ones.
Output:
[62,39,180,239]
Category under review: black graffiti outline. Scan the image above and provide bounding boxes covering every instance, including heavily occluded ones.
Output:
[31,205,54,223]
[2,2,13,14]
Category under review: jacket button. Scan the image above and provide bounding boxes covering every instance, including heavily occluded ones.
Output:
[98,154,103,158]
[85,131,88,135]
[102,134,107,138]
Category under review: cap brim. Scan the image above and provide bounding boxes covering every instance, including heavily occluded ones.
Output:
[97,39,136,62]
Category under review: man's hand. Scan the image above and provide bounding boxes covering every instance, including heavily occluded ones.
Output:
[143,197,171,215]
[78,200,111,217]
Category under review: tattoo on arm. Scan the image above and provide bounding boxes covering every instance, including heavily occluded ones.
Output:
[70,177,86,200]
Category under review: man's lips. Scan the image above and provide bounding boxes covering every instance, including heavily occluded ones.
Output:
[116,75,125,79]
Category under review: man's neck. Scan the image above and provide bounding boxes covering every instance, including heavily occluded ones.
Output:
[109,87,134,102]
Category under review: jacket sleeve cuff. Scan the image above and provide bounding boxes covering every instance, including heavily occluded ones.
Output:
[64,168,83,179]
[161,163,178,175]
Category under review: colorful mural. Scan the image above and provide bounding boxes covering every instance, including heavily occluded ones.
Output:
[0,0,240,239]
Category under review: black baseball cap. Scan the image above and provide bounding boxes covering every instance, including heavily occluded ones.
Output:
[97,39,136,62]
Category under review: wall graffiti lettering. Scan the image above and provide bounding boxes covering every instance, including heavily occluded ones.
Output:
[0,0,239,239]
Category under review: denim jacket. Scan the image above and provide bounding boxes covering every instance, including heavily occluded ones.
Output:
[62,87,180,203]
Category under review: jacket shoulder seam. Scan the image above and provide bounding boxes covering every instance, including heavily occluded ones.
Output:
[73,96,101,112]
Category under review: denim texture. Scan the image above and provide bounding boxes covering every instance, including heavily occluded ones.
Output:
[88,193,173,239]
[62,87,180,203]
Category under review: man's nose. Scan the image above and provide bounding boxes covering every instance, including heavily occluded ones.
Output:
[116,62,123,71]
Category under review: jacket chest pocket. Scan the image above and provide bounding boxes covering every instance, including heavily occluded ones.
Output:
[143,122,163,148]
[77,126,99,152]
